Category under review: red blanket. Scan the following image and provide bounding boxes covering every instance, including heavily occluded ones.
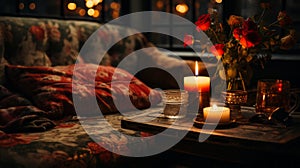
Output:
[0,64,162,133]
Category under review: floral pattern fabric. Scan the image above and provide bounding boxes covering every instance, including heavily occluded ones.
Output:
[0,85,55,133]
[0,16,149,67]
[0,16,153,87]
[0,114,149,168]
[5,64,162,118]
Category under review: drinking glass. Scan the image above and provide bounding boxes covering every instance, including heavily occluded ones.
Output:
[255,79,299,117]
[162,90,188,118]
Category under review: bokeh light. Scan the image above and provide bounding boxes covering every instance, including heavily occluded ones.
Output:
[176,3,188,14]
[68,3,77,10]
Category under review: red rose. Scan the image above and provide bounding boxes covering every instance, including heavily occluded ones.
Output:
[210,44,224,59]
[233,18,261,48]
[243,18,258,31]
[183,34,194,47]
[29,25,45,41]
[195,14,211,31]
[233,28,242,40]
[239,31,262,48]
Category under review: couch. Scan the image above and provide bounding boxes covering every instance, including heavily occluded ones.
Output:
[0,16,211,167]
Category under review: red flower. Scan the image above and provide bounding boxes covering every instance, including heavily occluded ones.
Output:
[195,14,211,31]
[29,25,45,41]
[183,34,194,47]
[233,18,262,48]
[233,28,243,40]
[239,31,262,48]
[243,18,258,31]
[210,44,225,59]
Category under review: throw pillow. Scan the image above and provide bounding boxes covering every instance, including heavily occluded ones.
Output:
[5,64,162,119]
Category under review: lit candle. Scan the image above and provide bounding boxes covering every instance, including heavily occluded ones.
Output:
[184,61,210,92]
[203,104,230,123]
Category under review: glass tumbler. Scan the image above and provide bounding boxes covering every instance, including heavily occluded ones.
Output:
[162,90,189,118]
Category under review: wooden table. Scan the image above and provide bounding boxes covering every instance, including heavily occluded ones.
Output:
[121,106,300,167]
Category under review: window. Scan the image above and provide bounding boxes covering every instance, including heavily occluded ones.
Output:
[64,0,121,22]
[146,0,299,51]
[0,0,121,22]
[149,0,212,50]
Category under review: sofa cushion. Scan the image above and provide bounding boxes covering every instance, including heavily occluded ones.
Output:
[45,20,80,66]
[0,17,51,66]
[0,16,150,67]
[5,64,162,118]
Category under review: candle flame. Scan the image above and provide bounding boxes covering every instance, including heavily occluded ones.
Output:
[195,61,198,76]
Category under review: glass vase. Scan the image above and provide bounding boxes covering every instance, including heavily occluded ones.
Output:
[224,74,248,120]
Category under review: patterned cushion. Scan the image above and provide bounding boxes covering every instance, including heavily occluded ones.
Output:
[0,17,51,66]
[5,64,162,118]
[0,16,152,67]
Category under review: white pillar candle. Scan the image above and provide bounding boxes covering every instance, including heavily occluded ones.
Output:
[203,105,230,123]
[184,76,210,92]
[184,61,210,92]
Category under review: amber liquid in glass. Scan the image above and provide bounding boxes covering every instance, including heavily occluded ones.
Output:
[256,92,290,114]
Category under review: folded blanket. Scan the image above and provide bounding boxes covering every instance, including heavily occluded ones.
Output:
[6,64,162,117]
[0,85,55,133]
[1,64,162,133]
[0,106,55,133]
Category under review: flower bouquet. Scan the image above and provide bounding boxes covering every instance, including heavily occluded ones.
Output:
[184,4,296,92]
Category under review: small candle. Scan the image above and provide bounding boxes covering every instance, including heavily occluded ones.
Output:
[184,61,210,92]
[203,105,230,123]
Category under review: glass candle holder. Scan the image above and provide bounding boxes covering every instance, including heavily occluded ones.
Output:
[162,90,189,118]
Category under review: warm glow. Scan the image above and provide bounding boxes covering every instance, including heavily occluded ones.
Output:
[86,0,94,8]
[79,9,86,16]
[195,61,199,76]
[195,2,201,9]
[112,11,120,19]
[215,0,222,3]
[29,2,36,10]
[19,3,24,10]
[87,8,95,16]
[184,76,210,92]
[203,106,230,123]
[93,0,102,5]
[278,83,283,92]
[93,9,100,18]
[156,0,164,9]
[110,2,120,10]
[67,3,77,10]
[212,104,218,109]
[176,3,189,14]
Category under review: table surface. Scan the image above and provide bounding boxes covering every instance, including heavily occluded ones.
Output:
[121,106,300,165]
